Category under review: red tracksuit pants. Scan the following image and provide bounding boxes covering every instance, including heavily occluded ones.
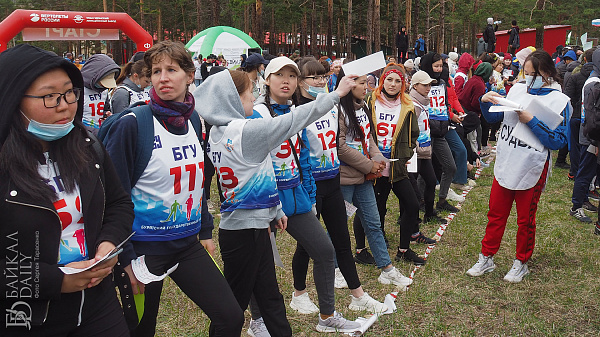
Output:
[481,161,549,263]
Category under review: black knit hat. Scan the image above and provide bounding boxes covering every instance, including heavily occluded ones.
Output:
[0,44,84,146]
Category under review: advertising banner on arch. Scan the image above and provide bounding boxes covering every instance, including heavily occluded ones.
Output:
[22,28,119,41]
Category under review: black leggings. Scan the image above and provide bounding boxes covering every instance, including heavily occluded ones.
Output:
[354,177,420,250]
[480,114,490,148]
[220,227,291,337]
[293,175,361,291]
[133,241,244,337]
[413,158,437,216]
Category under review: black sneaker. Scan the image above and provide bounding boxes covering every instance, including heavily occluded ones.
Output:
[437,199,459,213]
[595,222,600,236]
[410,233,437,244]
[567,172,575,181]
[354,248,376,265]
[395,248,425,265]
[583,201,598,213]
[554,161,570,169]
[589,190,600,202]
[423,213,448,224]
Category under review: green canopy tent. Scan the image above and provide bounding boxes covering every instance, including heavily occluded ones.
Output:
[186,26,261,69]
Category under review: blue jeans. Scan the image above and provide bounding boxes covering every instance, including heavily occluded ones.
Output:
[445,128,468,184]
[340,182,392,269]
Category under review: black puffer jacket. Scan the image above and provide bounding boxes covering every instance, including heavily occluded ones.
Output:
[564,62,593,119]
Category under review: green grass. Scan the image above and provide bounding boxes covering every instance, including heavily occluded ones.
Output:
[155,151,600,336]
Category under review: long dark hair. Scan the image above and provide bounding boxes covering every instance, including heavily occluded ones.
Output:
[335,69,374,142]
[525,50,560,86]
[0,112,92,202]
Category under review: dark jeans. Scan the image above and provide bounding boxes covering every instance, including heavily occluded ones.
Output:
[133,242,244,337]
[354,176,420,250]
[572,149,596,209]
[480,114,491,148]
[220,228,291,337]
[293,176,361,291]
[3,280,128,337]
[557,145,569,164]
[569,118,582,176]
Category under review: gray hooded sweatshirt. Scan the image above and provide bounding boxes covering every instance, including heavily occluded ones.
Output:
[194,70,341,230]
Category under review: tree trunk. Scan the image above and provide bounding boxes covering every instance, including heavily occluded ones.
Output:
[270,8,276,54]
[301,13,307,55]
[392,0,398,45]
[347,0,352,57]
[310,0,316,56]
[196,0,201,33]
[337,17,342,56]
[243,4,249,33]
[438,0,445,53]
[406,0,412,37]
[327,0,333,56]
[212,0,220,26]
[535,0,545,49]
[139,0,145,28]
[426,0,430,51]
[255,0,263,46]
[366,0,373,54]
[157,8,163,41]
[413,0,419,43]
[373,0,380,52]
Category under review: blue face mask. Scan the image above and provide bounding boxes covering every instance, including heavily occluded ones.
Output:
[258,69,265,78]
[525,75,544,91]
[305,83,328,98]
[21,111,74,141]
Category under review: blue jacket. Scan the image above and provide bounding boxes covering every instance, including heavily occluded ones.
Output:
[480,87,569,152]
[249,103,316,216]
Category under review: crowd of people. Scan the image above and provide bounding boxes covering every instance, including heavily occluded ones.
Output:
[1,33,598,337]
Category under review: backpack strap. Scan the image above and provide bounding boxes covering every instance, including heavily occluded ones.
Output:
[131,105,155,187]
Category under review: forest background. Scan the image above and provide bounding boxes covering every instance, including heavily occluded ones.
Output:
[0,0,597,66]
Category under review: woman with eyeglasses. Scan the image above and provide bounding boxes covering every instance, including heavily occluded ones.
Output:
[0,44,134,336]
[292,57,388,314]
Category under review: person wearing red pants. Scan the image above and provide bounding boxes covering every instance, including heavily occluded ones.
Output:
[466,50,571,283]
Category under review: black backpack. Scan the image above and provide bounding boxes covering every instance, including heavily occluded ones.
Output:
[583,78,600,141]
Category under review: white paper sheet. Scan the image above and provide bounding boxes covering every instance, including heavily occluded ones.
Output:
[343,292,398,336]
[131,255,179,284]
[344,200,358,217]
[270,232,284,268]
[494,97,523,110]
[510,97,564,152]
[342,51,387,77]
[59,232,135,275]
[407,149,418,173]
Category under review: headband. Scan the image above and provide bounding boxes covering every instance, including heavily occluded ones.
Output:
[382,68,405,82]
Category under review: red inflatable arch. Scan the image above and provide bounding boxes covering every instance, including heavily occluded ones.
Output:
[0,9,152,53]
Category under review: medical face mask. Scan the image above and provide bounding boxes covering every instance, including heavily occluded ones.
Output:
[258,69,265,78]
[525,75,544,90]
[304,82,328,98]
[21,111,74,141]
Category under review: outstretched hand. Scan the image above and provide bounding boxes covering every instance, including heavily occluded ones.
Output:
[334,75,358,98]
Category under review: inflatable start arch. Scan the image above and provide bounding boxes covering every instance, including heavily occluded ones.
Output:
[0,9,153,53]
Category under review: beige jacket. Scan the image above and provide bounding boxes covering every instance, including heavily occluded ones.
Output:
[338,105,386,185]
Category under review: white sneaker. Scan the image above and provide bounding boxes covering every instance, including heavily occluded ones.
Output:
[466,253,496,277]
[451,183,470,191]
[247,317,271,337]
[467,179,477,187]
[378,267,413,287]
[334,268,348,289]
[316,311,361,333]
[289,291,319,314]
[503,259,530,283]
[446,188,466,202]
[348,292,389,313]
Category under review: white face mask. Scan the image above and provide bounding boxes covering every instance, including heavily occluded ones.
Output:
[525,75,544,90]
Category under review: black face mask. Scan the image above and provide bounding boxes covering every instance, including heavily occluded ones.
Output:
[382,87,400,99]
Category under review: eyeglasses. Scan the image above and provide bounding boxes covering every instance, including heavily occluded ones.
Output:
[304,75,330,82]
[23,88,81,108]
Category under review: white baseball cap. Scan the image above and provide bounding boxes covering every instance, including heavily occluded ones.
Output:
[411,71,435,86]
[264,56,300,79]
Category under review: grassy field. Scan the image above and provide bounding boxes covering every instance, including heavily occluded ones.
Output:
[155,151,600,336]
